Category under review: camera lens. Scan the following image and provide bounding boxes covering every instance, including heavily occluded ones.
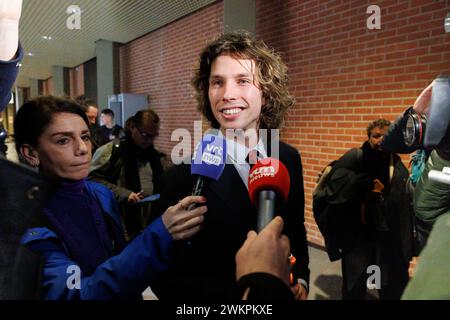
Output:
[403,110,427,147]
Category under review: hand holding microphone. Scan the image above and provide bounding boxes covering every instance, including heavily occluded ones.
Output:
[162,196,208,240]
[235,216,291,286]
[172,131,226,244]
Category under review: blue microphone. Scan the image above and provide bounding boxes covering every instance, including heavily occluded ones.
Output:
[188,131,226,210]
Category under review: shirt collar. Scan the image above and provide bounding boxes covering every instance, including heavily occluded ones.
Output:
[224,133,268,165]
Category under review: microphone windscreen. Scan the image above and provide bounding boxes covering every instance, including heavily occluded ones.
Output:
[191,132,226,180]
[424,76,450,147]
[248,158,291,205]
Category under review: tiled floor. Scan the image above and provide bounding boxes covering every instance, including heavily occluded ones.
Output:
[308,245,379,300]
[307,245,343,300]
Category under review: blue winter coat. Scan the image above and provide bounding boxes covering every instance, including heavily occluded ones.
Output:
[21,181,173,299]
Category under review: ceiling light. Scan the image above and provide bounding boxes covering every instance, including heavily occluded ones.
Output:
[26,52,34,56]
[42,36,53,40]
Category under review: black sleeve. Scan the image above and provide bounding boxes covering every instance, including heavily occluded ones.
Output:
[283,148,310,287]
[152,164,193,218]
[234,273,294,300]
[381,109,419,154]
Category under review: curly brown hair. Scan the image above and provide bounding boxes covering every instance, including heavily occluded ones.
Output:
[366,118,391,137]
[192,30,294,129]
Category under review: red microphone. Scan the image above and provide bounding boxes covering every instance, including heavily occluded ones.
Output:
[248,158,291,232]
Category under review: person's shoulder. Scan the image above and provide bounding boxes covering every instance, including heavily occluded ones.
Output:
[91,140,115,160]
[335,147,363,170]
[86,180,114,197]
[280,141,299,152]
[21,227,59,245]
[278,141,301,163]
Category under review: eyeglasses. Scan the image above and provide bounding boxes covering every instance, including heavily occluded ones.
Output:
[136,127,158,140]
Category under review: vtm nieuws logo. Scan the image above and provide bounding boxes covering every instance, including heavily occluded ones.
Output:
[249,166,275,183]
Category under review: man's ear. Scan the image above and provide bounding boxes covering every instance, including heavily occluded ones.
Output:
[19,144,40,167]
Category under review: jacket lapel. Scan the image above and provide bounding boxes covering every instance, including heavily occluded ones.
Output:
[207,164,253,215]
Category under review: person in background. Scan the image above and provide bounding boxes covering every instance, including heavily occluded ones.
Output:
[75,95,103,153]
[316,118,413,300]
[98,108,124,146]
[89,110,166,241]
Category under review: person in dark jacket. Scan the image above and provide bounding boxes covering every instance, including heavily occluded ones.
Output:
[89,109,166,240]
[13,96,207,299]
[319,119,413,300]
[152,31,310,300]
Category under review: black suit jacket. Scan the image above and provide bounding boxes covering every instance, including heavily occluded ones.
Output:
[152,141,310,300]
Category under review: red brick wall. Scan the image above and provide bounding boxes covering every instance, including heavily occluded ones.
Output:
[256,0,450,246]
[118,0,449,248]
[119,2,224,156]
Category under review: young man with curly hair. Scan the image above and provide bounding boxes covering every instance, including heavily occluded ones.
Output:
[152,31,310,300]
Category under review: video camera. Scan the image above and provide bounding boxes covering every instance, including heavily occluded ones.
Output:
[402,75,450,148]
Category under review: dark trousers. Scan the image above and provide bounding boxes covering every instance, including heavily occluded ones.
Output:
[341,254,409,300]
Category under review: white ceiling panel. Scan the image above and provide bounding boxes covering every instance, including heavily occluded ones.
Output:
[17,0,216,86]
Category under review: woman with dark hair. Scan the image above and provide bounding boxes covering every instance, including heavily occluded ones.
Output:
[14,96,207,299]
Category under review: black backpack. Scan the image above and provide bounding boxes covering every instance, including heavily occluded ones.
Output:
[312,148,363,261]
